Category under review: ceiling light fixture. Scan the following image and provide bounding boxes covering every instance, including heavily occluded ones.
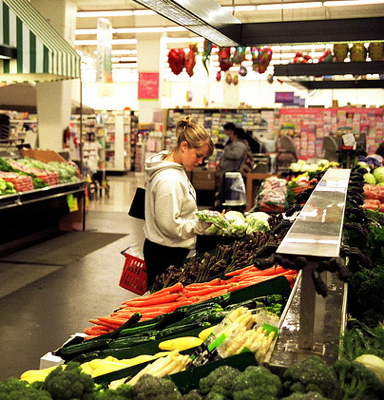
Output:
[77,9,157,18]
[324,0,384,5]
[131,0,240,47]
[74,39,138,46]
[256,2,322,10]
[222,5,256,12]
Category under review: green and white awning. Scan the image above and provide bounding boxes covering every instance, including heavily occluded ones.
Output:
[0,0,80,83]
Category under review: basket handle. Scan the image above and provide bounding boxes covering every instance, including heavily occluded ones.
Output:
[120,246,132,256]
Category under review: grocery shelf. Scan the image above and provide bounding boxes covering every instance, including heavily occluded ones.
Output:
[273,61,384,77]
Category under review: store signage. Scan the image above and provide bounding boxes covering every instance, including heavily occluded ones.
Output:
[96,18,113,83]
[275,91,295,104]
[138,72,159,100]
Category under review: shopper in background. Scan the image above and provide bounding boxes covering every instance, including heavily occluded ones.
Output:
[143,116,214,289]
[216,127,249,207]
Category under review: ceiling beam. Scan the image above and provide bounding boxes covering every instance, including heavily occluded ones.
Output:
[132,0,241,46]
[218,17,384,46]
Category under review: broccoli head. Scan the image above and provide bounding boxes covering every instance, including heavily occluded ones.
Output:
[232,365,282,400]
[131,374,182,400]
[199,365,242,398]
[0,377,52,400]
[182,389,204,400]
[281,392,331,400]
[43,361,96,400]
[332,358,384,400]
[94,384,135,399]
[282,355,341,399]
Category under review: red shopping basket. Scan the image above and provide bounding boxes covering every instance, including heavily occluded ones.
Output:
[119,248,147,295]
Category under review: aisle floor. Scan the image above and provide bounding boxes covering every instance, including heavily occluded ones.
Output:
[0,173,146,381]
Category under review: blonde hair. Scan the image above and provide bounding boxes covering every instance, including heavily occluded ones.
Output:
[173,116,214,157]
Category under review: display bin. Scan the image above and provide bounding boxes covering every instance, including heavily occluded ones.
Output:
[89,277,291,385]
[170,352,258,394]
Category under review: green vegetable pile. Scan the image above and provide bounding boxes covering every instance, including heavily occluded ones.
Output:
[2,354,384,400]
[196,210,271,237]
[0,178,16,196]
[17,157,80,183]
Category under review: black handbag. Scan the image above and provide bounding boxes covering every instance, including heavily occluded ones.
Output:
[128,187,145,220]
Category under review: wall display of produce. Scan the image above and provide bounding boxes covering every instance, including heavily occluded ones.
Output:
[2,165,384,400]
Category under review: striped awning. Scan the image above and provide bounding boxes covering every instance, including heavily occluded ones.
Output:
[0,0,80,83]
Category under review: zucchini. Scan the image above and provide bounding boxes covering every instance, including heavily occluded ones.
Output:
[119,322,158,337]
[155,322,210,340]
[57,338,112,360]
[167,310,226,328]
[108,334,156,349]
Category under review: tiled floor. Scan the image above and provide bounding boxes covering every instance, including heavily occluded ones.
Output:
[0,172,147,381]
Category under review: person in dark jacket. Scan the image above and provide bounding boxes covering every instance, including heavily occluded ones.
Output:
[216,127,248,206]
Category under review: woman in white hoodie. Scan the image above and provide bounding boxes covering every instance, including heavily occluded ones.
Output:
[143,116,214,289]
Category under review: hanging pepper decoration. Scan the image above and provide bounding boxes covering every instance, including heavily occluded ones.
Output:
[232,46,246,65]
[202,39,214,75]
[252,47,273,73]
[185,42,198,77]
[218,47,233,72]
[167,48,186,75]
[318,49,333,63]
[232,46,247,77]
[293,51,312,64]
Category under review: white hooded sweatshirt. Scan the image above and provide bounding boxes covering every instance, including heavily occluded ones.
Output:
[143,151,208,250]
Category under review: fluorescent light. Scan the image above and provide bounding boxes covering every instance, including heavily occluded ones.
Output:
[222,5,256,12]
[257,2,322,10]
[165,27,187,32]
[76,26,187,35]
[132,10,157,15]
[77,9,157,18]
[324,0,384,5]
[111,49,138,55]
[77,10,133,18]
[74,39,138,45]
[115,27,166,33]
[111,56,138,62]
[165,37,205,43]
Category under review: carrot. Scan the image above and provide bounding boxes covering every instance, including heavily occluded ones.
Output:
[122,293,180,307]
[184,284,231,298]
[95,316,128,328]
[154,281,183,294]
[196,288,229,302]
[224,265,257,277]
[185,278,221,289]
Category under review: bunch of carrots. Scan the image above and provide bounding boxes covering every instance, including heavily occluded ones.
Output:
[84,264,297,339]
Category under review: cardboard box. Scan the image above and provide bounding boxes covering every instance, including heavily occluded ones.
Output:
[20,149,83,178]
[20,149,68,164]
[192,168,216,191]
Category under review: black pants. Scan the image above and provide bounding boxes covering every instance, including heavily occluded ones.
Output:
[143,238,190,289]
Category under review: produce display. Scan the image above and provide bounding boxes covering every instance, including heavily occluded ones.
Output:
[18,157,81,183]
[255,176,288,213]
[7,159,60,185]
[3,164,384,400]
[0,155,81,195]
[82,269,294,339]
